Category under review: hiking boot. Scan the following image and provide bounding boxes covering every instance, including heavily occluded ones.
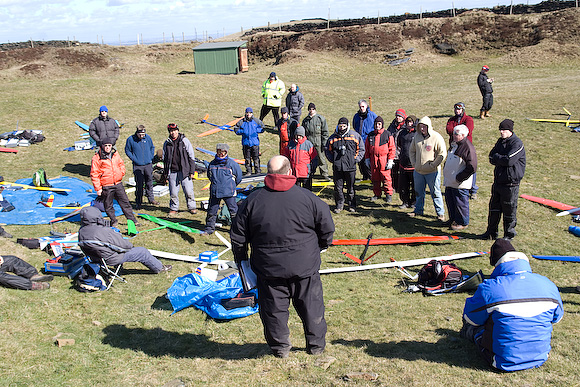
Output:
[441,219,453,227]
[408,211,421,217]
[189,209,198,215]
[470,193,478,200]
[437,214,446,222]
[451,222,468,231]
[479,110,486,119]
[370,196,379,202]
[398,203,410,209]
[244,171,252,177]
[385,194,392,204]
[135,204,142,210]
[477,232,498,240]
[30,274,54,282]
[307,347,324,355]
[348,207,356,213]
[0,229,12,238]
[149,200,160,205]
[168,210,179,217]
[159,265,172,273]
[485,110,491,117]
[333,207,343,214]
[31,282,50,291]
[272,348,291,358]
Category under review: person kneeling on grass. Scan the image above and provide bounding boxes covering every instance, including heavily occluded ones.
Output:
[1,255,53,290]
[78,207,171,274]
[461,238,563,372]
[203,143,243,235]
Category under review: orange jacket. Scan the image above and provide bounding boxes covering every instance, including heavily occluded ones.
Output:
[90,149,126,192]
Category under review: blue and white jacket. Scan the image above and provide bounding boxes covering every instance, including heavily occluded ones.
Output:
[352,110,378,143]
[235,117,264,147]
[207,156,243,199]
[463,252,563,372]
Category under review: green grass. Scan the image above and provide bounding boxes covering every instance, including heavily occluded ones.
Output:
[1,43,580,386]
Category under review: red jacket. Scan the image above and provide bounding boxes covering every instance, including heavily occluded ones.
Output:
[364,128,396,175]
[90,148,126,192]
[284,137,318,178]
[446,114,474,144]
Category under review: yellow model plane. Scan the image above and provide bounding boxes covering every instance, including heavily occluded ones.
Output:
[527,107,580,129]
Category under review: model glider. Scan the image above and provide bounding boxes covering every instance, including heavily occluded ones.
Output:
[0,147,18,153]
[320,251,487,274]
[527,108,580,128]
[138,213,202,234]
[520,194,574,212]
[390,257,417,280]
[341,233,380,264]
[532,255,580,263]
[197,114,243,137]
[75,121,90,131]
[196,147,246,166]
[39,194,86,209]
[556,206,580,217]
[0,181,71,193]
[332,235,460,246]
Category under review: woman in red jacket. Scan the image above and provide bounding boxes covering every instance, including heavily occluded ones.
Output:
[365,117,396,203]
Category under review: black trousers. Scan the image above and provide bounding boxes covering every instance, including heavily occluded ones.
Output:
[102,183,137,224]
[486,183,519,239]
[398,168,416,206]
[482,93,493,111]
[257,273,327,353]
[0,255,38,290]
[133,163,155,206]
[242,145,261,174]
[357,159,372,180]
[259,105,280,127]
[333,169,356,209]
[296,177,313,191]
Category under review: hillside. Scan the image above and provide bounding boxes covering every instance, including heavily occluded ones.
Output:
[1,6,579,77]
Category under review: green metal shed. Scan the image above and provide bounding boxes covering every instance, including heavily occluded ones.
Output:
[192,41,248,75]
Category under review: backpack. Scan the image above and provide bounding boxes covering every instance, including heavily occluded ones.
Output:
[73,263,107,292]
[417,260,462,291]
[217,204,232,226]
[32,168,52,188]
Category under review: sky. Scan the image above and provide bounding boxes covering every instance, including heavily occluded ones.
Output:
[0,0,542,45]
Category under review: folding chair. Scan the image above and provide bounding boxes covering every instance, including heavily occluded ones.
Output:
[78,240,127,290]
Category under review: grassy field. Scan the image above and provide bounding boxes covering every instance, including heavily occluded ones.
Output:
[1,43,580,386]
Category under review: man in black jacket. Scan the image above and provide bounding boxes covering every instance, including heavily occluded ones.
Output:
[479,119,526,240]
[230,155,335,358]
[89,105,120,146]
[477,66,494,119]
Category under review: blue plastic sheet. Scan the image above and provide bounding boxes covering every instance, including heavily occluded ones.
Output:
[167,272,259,320]
[0,176,122,225]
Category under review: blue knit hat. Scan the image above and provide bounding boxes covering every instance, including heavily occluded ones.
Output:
[99,105,108,112]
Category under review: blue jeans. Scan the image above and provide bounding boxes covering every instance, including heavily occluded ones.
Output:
[445,187,470,225]
[413,170,444,216]
[168,171,196,211]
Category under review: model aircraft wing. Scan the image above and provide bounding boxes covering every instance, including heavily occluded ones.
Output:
[75,121,90,131]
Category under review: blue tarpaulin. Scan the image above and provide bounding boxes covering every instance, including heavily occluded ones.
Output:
[167,272,259,320]
[0,176,122,225]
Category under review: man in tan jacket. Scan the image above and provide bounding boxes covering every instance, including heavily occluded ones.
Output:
[409,116,447,221]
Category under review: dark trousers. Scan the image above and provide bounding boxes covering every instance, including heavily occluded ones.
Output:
[482,93,493,111]
[259,105,280,127]
[486,183,519,239]
[243,145,261,174]
[102,183,137,224]
[391,161,400,193]
[133,163,155,206]
[333,169,356,209]
[358,159,372,180]
[398,168,416,206]
[0,255,38,290]
[445,187,470,226]
[296,177,313,191]
[205,196,238,233]
[313,145,329,178]
[257,273,327,353]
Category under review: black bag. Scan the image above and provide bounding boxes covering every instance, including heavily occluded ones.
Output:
[417,260,462,291]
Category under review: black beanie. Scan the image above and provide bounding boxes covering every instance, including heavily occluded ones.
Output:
[499,119,514,132]
[489,238,516,266]
[374,116,384,128]
[308,102,316,110]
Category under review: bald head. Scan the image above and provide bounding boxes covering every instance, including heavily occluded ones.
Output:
[267,155,291,175]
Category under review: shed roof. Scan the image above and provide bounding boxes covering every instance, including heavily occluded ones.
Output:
[192,41,247,51]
